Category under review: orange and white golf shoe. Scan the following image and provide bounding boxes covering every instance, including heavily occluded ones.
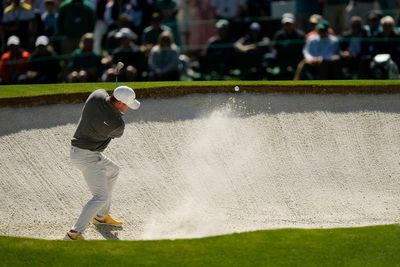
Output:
[91,214,123,227]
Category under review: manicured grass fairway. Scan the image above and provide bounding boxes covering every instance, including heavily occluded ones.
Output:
[1,80,400,98]
[1,225,399,267]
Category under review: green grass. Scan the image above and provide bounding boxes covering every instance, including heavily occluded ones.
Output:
[1,225,399,267]
[1,80,400,98]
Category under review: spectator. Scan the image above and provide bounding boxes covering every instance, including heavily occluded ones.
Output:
[93,0,119,54]
[177,0,190,51]
[119,0,157,36]
[322,0,348,35]
[210,0,246,21]
[306,14,323,38]
[294,20,341,80]
[340,16,371,78]
[234,22,272,79]
[200,19,235,78]
[2,0,36,50]
[148,31,180,81]
[0,2,3,50]
[66,33,104,82]
[370,53,400,79]
[156,0,181,46]
[102,28,145,82]
[378,0,400,22]
[272,13,305,79]
[210,0,246,39]
[295,0,323,32]
[0,35,30,84]
[30,0,46,14]
[102,0,120,30]
[177,0,215,55]
[371,16,400,67]
[306,14,335,40]
[27,35,61,83]
[141,12,172,55]
[346,0,377,23]
[364,10,382,36]
[56,0,95,55]
[247,0,271,18]
[41,0,58,37]
[30,0,47,37]
[104,14,133,53]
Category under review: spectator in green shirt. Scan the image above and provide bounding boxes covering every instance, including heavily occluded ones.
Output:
[156,0,181,46]
[56,0,95,55]
[66,33,104,83]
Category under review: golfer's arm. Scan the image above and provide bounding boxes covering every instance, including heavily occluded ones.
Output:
[108,125,124,138]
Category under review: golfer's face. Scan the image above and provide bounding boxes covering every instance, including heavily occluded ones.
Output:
[119,102,129,112]
[114,101,129,112]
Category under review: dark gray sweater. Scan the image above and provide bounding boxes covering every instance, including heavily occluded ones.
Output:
[71,89,125,152]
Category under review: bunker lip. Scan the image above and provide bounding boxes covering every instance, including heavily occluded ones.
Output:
[1,85,400,108]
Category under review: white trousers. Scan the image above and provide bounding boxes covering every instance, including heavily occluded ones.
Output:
[70,146,119,233]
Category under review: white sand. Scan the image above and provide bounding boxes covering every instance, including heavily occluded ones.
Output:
[0,93,399,240]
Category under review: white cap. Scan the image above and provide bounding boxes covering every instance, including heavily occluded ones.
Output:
[7,35,20,46]
[380,15,395,26]
[282,13,295,24]
[250,22,261,31]
[35,35,49,47]
[374,53,391,63]
[113,86,140,110]
[115,27,137,40]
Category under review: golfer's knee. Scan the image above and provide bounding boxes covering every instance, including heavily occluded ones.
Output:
[93,193,109,204]
[106,163,119,178]
[111,164,120,177]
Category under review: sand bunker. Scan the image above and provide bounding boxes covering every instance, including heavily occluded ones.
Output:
[0,92,399,240]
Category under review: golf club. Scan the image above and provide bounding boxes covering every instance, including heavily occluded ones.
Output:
[115,61,124,88]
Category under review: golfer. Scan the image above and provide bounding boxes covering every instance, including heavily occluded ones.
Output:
[65,86,140,240]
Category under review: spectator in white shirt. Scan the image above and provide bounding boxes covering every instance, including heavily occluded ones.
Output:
[294,20,342,79]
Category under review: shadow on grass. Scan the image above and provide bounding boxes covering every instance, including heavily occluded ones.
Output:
[93,224,123,240]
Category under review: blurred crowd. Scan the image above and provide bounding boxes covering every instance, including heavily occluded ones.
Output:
[0,0,399,84]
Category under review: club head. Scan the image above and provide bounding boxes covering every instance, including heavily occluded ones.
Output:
[116,62,124,72]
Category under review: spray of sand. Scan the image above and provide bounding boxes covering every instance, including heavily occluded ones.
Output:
[141,101,266,238]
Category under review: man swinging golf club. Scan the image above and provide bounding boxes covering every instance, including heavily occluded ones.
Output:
[65,65,140,240]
